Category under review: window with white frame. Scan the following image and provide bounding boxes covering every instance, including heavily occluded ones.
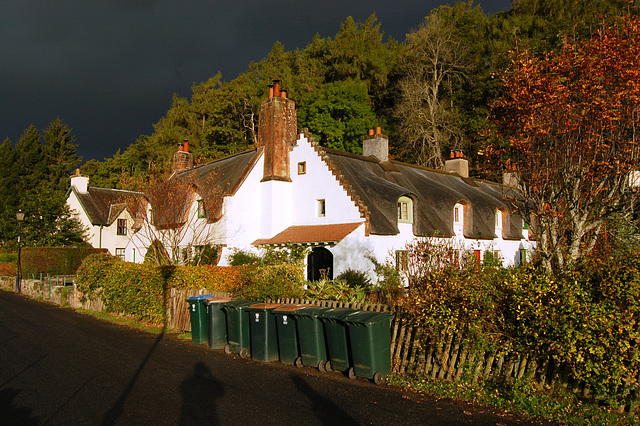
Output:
[317,199,326,217]
[397,196,413,223]
[454,204,463,224]
[115,248,125,261]
[495,209,503,229]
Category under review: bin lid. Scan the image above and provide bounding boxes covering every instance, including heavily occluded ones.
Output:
[186,294,212,302]
[205,297,232,304]
[246,303,282,311]
[318,308,359,320]
[222,299,256,309]
[273,303,312,313]
[341,311,394,325]
[292,306,334,318]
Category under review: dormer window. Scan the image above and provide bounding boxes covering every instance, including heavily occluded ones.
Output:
[495,209,503,229]
[117,219,127,236]
[197,200,206,219]
[454,204,463,224]
[397,196,413,223]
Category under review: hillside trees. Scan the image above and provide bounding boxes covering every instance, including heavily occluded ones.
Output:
[491,15,640,274]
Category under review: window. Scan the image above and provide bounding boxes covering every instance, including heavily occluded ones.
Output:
[454,205,461,223]
[397,196,413,223]
[495,209,503,229]
[197,200,206,219]
[298,161,306,175]
[395,250,409,272]
[317,199,326,217]
[115,248,125,261]
[117,219,127,235]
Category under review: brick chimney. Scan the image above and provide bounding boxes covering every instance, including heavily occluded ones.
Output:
[70,168,88,193]
[363,127,389,162]
[258,80,297,182]
[444,150,469,178]
[172,140,193,173]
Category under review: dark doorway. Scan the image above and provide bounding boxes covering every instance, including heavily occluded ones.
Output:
[307,247,333,281]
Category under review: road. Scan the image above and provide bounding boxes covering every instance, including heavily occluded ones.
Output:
[0,290,551,425]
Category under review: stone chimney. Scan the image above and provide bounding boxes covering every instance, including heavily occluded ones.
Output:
[172,140,193,173]
[444,150,469,178]
[363,127,389,162]
[258,80,297,182]
[70,169,89,193]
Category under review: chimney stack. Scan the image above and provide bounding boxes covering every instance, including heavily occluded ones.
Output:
[444,150,469,178]
[363,128,389,162]
[70,168,89,193]
[258,80,297,182]
[172,140,194,173]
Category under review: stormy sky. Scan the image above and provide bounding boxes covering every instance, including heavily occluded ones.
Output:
[0,0,511,163]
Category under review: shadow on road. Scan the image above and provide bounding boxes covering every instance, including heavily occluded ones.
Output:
[290,374,358,425]
[179,362,224,425]
[102,268,175,426]
[0,366,40,426]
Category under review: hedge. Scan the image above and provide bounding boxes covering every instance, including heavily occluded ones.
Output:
[22,247,109,275]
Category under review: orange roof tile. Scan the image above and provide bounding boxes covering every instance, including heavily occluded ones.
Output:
[253,222,363,246]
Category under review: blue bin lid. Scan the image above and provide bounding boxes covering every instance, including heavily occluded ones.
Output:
[187,294,212,302]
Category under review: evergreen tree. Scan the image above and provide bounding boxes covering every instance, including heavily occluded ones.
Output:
[43,117,81,191]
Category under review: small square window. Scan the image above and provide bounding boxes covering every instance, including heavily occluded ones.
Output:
[115,248,125,261]
[298,161,306,175]
[317,199,326,217]
[117,219,127,235]
[197,200,206,219]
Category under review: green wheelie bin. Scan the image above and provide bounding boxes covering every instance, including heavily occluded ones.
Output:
[290,306,333,371]
[186,295,212,344]
[318,308,359,376]
[246,303,282,362]
[205,297,232,350]
[342,311,395,384]
[272,304,309,366]
[221,300,255,358]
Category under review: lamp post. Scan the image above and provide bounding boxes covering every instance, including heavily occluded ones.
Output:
[16,210,24,293]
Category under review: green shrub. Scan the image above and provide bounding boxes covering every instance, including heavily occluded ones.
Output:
[0,253,17,263]
[228,249,261,266]
[304,278,368,303]
[233,264,305,300]
[336,269,371,288]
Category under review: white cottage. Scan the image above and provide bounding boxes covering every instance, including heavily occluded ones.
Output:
[127,81,534,280]
[66,170,145,261]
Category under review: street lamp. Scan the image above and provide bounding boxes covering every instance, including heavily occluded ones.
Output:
[16,210,24,293]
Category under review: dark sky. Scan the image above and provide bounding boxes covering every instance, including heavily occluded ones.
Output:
[0,0,511,163]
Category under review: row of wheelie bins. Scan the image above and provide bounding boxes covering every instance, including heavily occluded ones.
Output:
[186,296,394,384]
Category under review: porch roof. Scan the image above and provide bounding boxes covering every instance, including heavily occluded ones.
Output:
[252,222,363,246]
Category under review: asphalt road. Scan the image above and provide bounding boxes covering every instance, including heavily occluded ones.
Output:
[0,290,552,425]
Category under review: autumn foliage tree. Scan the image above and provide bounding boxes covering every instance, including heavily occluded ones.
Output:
[491,15,640,274]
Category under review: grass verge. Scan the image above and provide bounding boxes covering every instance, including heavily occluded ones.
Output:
[387,374,636,425]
